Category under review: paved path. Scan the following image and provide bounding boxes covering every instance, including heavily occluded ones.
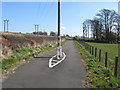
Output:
[2,40,86,88]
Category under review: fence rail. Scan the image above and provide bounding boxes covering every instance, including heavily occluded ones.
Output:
[75,38,119,77]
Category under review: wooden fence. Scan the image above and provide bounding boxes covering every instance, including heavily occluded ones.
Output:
[75,38,119,77]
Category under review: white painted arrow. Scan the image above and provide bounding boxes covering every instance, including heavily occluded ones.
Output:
[49,52,66,68]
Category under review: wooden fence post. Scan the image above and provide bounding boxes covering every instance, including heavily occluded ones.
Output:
[88,44,89,51]
[87,44,89,51]
[92,46,94,55]
[99,49,101,62]
[89,45,90,53]
[105,52,108,67]
[95,48,97,57]
[91,46,93,55]
[84,42,86,49]
[85,43,87,49]
[83,41,85,47]
[114,56,119,77]
[90,46,91,54]
[90,46,92,54]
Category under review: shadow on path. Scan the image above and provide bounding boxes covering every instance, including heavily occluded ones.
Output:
[35,56,52,59]
[34,56,52,60]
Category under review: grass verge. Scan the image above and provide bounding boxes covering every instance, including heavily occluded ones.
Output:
[74,40,120,88]
[1,40,67,74]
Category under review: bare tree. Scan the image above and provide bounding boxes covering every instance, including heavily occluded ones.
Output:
[96,9,117,42]
[90,18,103,41]
[82,9,119,43]
[114,14,120,43]
[83,19,91,38]
[50,31,57,36]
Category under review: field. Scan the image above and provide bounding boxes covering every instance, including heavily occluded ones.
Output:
[85,42,119,73]
[86,42,118,61]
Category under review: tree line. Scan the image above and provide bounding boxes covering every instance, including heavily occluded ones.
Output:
[33,31,57,36]
[83,9,120,43]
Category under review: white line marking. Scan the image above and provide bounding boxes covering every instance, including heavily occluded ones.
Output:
[52,60,58,62]
[49,52,66,68]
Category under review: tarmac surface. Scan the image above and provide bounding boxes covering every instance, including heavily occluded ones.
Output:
[2,40,86,88]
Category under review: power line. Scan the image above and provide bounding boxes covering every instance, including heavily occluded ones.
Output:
[39,1,48,22]
[41,1,55,25]
[34,1,56,33]
[36,2,47,23]
[35,1,54,25]
[34,2,48,32]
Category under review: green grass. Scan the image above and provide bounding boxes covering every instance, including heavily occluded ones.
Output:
[74,40,120,88]
[86,42,118,60]
[1,40,67,74]
[86,42,119,72]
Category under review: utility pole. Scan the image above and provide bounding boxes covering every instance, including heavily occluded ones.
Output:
[57,0,62,58]
[49,0,66,68]
[58,0,60,37]
[37,25,39,35]
[35,24,39,35]
[6,20,9,32]
[34,25,36,35]
[3,20,9,32]
[4,20,6,32]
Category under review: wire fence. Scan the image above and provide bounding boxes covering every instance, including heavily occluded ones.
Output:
[75,38,119,77]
